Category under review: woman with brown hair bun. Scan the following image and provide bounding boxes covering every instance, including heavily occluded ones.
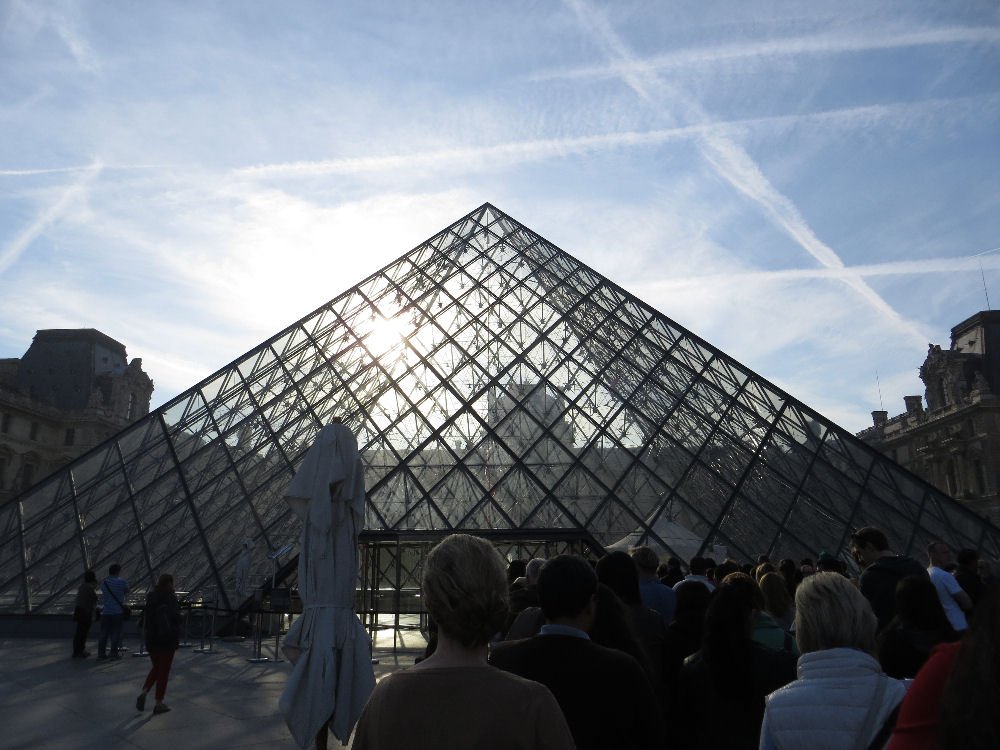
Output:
[351,534,575,750]
[136,573,181,715]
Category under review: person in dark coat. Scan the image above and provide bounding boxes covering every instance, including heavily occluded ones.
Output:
[849,527,927,632]
[72,570,98,658]
[490,554,664,750]
[663,580,712,708]
[877,574,957,679]
[136,573,181,715]
[674,578,796,749]
[595,550,668,705]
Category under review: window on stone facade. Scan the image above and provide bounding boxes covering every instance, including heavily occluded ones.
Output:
[22,462,35,488]
[945,461,957,496]
[64,428,75,447]
[29,422,38,440]
[0,456,6,489]
[0,413,9,433]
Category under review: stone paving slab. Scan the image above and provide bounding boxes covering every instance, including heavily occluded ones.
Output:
[0,632,424,750]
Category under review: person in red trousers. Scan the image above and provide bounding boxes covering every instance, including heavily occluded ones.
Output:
[136,573,181,715]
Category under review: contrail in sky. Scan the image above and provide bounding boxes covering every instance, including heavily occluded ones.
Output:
[563,0,929,347]
[0,162,102,276]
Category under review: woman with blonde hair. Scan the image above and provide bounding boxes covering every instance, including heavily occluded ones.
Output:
[136,573,181,715]
[352,534,575,750]
[759,572,906,749]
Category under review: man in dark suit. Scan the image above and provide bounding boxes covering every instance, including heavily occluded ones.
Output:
[490,554,664,750]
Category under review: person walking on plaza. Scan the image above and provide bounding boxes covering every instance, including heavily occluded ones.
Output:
[97,563,129,659]
[136,573,181,715]
[926,541,972,633]
[72,570,98,658]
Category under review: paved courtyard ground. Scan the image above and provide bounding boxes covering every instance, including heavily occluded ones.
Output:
[0,624,425,750]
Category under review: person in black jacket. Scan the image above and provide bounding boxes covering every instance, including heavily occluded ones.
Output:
[674,577,796,749]
[849,526,927,632]
[490,554,664,750]
[72,570,98,658]
[876,574,957,678]
[136,573,181,715]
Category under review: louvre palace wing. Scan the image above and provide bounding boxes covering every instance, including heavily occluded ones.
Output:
[2,202,998,614]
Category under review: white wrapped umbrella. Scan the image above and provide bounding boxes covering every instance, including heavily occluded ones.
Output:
[278,423,375,747]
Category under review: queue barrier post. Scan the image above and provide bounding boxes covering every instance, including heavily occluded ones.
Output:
[193,600,217,654]
[247,587,269,664]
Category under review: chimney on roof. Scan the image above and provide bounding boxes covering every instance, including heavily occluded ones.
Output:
[904,396,924,417]
[872,411,888,429]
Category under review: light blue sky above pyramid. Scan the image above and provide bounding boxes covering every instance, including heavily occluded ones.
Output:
[1,1,998,433]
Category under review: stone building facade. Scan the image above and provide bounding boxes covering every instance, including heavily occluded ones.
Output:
[858,311,1000,522]
[0,329,154,502]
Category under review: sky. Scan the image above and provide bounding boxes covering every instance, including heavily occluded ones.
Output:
[1,0,998,434]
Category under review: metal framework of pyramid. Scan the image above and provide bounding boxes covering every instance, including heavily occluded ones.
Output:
[3,202,999,615]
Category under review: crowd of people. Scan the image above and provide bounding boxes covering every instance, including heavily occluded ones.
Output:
[352,528,1000,750]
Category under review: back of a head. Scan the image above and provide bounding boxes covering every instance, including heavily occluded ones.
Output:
[156,573,174,592]
[422,534,509,647]
[795,571,876,655]
[714,559,740,581]
[675,578,712,617]
[596,550,641,605]
[721,571,764,611]
[525,557,547,584]
[630,545,659,574]
[754,562,776,582]
[109,563,121,576]
[84,570,96,583]
[957,548,979,568]
[538,554,597,621]
[816,551,841,573]
[688,556,707,576]
[759,572,792,617]
[850,527,889,552]
[507,559,527,585]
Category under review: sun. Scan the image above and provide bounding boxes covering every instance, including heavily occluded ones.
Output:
[366,315,409,357]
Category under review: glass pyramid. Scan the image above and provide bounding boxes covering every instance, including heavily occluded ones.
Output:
[2,202,998,615]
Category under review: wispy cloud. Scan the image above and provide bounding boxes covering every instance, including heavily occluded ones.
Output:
[534,25,1000,83]
[45,4,101,74]
[632,253,1000,292]
[233,94,995,180]
[0,163,164,177]
[563,0,931,347]
[0,161,102,275]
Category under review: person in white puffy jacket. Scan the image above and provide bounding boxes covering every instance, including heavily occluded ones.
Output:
[759,572,908,750]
